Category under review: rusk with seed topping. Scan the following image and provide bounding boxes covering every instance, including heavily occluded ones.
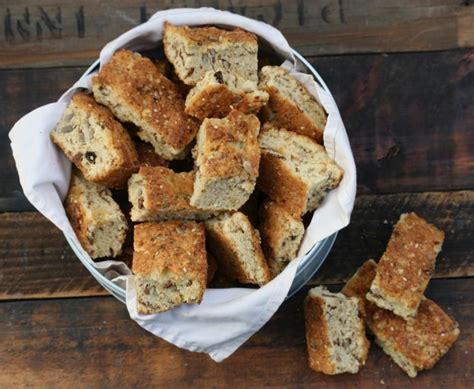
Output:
[51,92,138,189]
[343,260,460,378]
[205,212,271,286]
[259,66,327,143]
[65,171,128,259]
[132,221,207,314]
[257,124,342,217]
[191,110,261,211]
[304,287,369,374]
[163,22,259,86]
[128,166,216,222]
[366,213,445,319]
[92,49,198,160]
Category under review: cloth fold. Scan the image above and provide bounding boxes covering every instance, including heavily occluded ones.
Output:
[9,7,356,362]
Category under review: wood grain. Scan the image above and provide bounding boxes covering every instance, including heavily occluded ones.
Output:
[1,49,473,211]
[0,212,108,299]
[315,48,474,195]
[1,0,472,68]
[0,278,472,387]
[0,66,85,212]
[1,190,471,300]
[313,190,474,285]
[1,2,472,385]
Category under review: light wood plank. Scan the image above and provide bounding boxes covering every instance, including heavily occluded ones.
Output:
[0,190,471,300]
[0,278,471,387]
[1,0,472,68]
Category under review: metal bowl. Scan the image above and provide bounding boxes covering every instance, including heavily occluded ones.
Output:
[66,49,338,303]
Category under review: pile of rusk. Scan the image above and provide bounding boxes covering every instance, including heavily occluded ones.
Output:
[51,23,342,313]
[306,213,460,377]
[50,23,458,377]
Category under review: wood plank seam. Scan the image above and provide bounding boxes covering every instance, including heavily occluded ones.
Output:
[0,190,471,300]
[1,49,473,204]
[0,279,471,387]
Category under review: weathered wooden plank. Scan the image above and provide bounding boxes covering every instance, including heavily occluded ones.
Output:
[1,0,472,68]
[0,212,108,299]
[314,48,474,195]
[1,49,473,209]
[0,66,86,212]
[1,190,471,300]
[312,190,474,285]
[0,278,471,387]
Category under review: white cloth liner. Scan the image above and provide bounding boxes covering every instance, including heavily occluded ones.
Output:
[9,8,356,362]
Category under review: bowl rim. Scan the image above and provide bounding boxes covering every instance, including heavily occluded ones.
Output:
[66,48,338,303]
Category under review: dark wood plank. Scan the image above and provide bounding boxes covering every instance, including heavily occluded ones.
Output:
[0,212,108,299]
[1,0,472,68]
[0,66,86,212]
[0,278,472,387]
[313,190,474,285]
[1,190,471,300]
[314,48,474,194]
[1,49,473,209]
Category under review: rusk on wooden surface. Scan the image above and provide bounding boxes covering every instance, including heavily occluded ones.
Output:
[366,213,445,319]
[1,190,472,300]
[1,50,472,208]
[1,4,472,386]
[305,287,369,374]
[343,260,460,378]
[0,278,471,387]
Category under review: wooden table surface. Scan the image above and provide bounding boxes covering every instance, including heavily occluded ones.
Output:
[1,1,473,387]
